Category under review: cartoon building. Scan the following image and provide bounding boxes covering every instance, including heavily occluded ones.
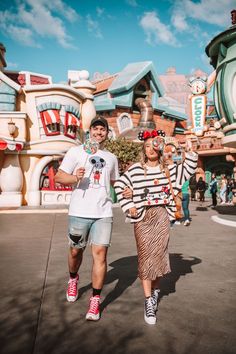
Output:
[0,43,96,207]
[92,61,187,140]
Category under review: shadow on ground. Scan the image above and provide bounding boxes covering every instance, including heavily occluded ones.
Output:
[215,205,236,215]
[79,253,202,310]
[0,254,202,354]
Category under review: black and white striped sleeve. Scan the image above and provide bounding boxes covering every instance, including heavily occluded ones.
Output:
[175,152,198,188]
[114,170,135,213]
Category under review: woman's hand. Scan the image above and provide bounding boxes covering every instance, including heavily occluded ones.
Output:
[185,139,193,152]
[129,207,138,217]
[122,186,133,199]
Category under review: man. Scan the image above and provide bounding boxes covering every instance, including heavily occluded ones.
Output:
[189,173,197,201]
[210,173,218,208]
[54,116,120,321]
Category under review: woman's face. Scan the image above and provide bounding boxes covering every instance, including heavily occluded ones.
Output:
[144,138,159,161]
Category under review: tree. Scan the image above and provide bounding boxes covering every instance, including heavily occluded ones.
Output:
[105,138,141,173]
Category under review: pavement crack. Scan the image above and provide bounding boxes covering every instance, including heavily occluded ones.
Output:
[31,213,57,354]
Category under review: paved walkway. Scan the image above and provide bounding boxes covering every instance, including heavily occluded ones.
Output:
[0,201,236,354]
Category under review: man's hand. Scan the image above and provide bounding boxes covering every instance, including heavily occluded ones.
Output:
[75,167,85,181]
[129,207,138,217]
[122,186,133,199]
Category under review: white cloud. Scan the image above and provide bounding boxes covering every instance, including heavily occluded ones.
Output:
[0,0,79,48]
[200,53,213,72]
[171,10,189,31]
[6,62,19,69]
[172,0,235,29]
[96,7,105,17]
[126,0,138,7]
[140,11,179,47]
[86,14,103,39]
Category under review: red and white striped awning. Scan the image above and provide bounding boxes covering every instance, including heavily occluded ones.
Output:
[67,112,79,126]
[42,110,60,125]
[0,140,24,151]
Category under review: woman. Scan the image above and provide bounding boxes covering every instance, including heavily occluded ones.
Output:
[114,130,198,325]
[181,180,190,226]
[219,175,227,204]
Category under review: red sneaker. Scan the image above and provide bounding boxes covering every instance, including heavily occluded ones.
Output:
[66,274,79,302]
[85,295,100,321]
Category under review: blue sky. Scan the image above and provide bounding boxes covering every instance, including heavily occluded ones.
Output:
[0,0,234,83]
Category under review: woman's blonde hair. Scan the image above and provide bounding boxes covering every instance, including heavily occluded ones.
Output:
[140,140,167,176]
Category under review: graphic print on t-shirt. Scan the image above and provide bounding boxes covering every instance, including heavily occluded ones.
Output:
[88,155,106,189]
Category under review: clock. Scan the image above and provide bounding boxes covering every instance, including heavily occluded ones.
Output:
[189,77,207,95]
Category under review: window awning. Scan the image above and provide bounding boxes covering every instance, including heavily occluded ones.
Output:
[42,109,60,125]
[0,140,24,151]
[67,112,79,126]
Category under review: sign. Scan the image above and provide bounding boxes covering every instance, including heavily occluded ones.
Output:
[190,94,207,136]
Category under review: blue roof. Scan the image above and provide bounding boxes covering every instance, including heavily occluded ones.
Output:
[109,61,164,96]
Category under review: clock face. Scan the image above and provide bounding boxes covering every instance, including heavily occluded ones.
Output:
[191,80,206,95]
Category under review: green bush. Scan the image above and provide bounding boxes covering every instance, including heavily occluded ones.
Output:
[105,137,141,173]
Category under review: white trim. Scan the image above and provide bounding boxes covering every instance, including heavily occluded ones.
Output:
[25,137,81,146]
[211,215,236,228]
[0,135,25,144]
[0,112,27,120]
[19,71,52,85]
[0,71,21,92]
[7,150,66,156]
[23,84,91,100]
[28,156,56,206]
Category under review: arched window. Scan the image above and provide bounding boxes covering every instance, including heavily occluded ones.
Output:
[40,160,72,191]
[117,113,133,134]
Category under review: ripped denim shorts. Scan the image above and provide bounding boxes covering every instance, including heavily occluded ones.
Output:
[68,215,113,249]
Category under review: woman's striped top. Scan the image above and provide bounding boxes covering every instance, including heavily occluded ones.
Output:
[114,152,198,223]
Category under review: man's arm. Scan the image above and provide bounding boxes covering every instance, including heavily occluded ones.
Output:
[54,167,85,185]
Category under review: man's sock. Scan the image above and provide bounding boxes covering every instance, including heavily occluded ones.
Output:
[92,288,102,297]
[69,272,78,279]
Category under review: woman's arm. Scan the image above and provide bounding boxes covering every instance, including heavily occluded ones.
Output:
[114,171,136,213]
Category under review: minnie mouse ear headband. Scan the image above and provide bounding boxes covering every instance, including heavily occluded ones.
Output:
[138,129,166,141]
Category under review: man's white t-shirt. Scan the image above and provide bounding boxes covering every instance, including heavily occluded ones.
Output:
[60,145,119,218]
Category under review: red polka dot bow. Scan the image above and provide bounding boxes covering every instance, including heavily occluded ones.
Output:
[138,130,166,141]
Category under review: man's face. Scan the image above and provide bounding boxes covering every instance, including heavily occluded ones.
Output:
[90,124,108,144]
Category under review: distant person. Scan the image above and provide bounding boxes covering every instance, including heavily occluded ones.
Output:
[226,177,234,204]
[219,175,227,204]
[210,174,218,208]
[181,180,190,226]
[196,177,206,202]
[189,173,197,201]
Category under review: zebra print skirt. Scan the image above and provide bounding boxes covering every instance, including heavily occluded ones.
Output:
[134,206,171,280]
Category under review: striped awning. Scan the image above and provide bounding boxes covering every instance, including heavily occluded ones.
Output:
[0,140,24,151]
[42,110,60,125]
[67,112,79,126]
